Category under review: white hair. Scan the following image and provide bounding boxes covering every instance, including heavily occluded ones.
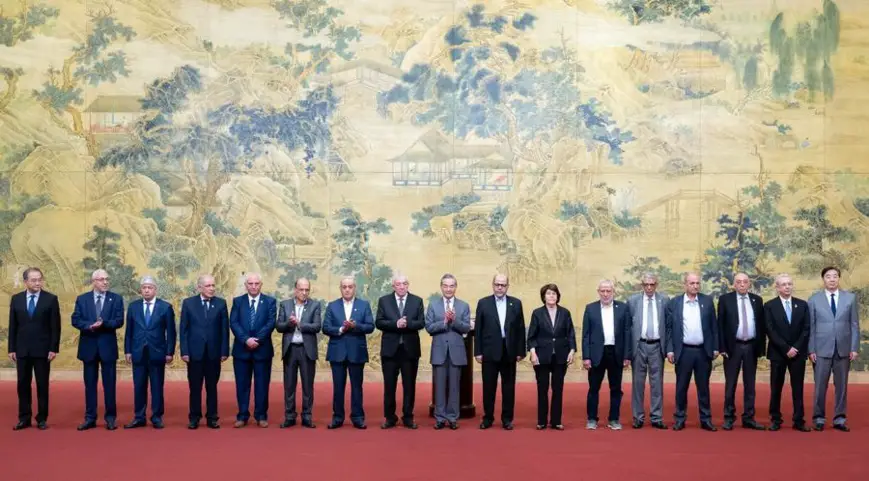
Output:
[140,275,157,286]
[91,269,109,280]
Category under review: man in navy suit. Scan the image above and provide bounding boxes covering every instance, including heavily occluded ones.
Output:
[323,276,375,429]
[666,272,719,431]
[230,272,277,428]
[71,269,125,431]
[581,279,632,430]
[180,274,230,429]
[123,275,176,429]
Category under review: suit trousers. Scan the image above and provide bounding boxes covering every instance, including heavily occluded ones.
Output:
[233,357,272,422]
[17,356,50,423]
[812,351,850,426]
[132,350,167,422]
[433,358,461,423]
[188,358,221,423]
[82,355,117,423]
[283,344,315,422]
[481,339,517,425]
[723,341,758,423]
[382,344,419,423]
[674,346,712,424]
[534,362,567,426]
[769,357,806,425]
[587,346,623,422]
[331,361,365,425]
[631,340,664,424]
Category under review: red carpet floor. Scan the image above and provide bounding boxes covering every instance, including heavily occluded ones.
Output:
[2,381,867,480]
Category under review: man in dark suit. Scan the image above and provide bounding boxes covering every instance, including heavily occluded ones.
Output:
[230,272,277,428]
[764,273,810,432]
[375,273,425,429]
[8,267,61,430]
[71,268,125,431]
[581,280,632,430]
[717,272,766,430]
[322,276,375,429]
[666,272,719,431]
[275,277,321,428]
[123,275,176,429]
[180,274,230,429]
[474,274,526,430]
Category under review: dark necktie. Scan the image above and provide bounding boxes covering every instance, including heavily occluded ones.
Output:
[249,299,257,329]
[27,295,36,317]
[145,302,152,326]
[96,295,104,317]
[203,299,210,312]
[830,293,836,316]
[398,297,405,317]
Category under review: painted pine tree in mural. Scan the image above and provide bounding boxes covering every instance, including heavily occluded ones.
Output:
[80,225,138,299]
[0,2,59,112]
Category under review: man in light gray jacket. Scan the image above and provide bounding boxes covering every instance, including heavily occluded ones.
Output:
[808,266,860,432]
[276,277,322,428]
[627,273,669,429]
[425,273,471,430]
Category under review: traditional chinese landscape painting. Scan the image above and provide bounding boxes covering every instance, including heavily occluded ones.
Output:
[1,0,868,371]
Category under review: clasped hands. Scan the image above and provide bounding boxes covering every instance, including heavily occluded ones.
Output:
[443,309,455,325]
[342,319,356,332]
[397,316,408,329]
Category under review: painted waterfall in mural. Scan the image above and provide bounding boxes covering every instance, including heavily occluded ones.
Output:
[0,0,868,370]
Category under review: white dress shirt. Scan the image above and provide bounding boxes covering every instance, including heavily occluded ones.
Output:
[495,296,507,338]
[682,296,704,345]
[601,303,615,346]
[143,298,156,316]
[292,301,305,344]
[641,295,658,340]
[826,289,840,312]
[339,298,355,334]
[736,294,756,341]
[26,290,40,308]
[248,295,260,313]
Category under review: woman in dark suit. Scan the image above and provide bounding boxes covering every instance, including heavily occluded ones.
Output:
[527,284,576,430]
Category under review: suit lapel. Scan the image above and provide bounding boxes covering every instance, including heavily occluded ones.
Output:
[30,293,47,319]
[551,307,559,332]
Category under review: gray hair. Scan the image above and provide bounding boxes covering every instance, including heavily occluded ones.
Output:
[339,275,356,286]
[597,279,614,290]
[392,272,408,284]
[640,272,658,283]
[197,274,215,287]
[683,272,701,283]
[440,273,457,285]
[140,275,157,287]
[774,273,793,286]
[91,269,109,280]
[294,277,310,288]
[245,272,262,283]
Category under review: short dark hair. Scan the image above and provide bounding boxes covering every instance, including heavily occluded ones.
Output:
[22,267,43,282]
[821,266,841,278]
[539,283,561,303]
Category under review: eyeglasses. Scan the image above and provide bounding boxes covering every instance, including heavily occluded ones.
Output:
[493,283,508,288]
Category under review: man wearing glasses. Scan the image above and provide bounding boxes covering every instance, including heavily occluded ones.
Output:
[627,273,669,429]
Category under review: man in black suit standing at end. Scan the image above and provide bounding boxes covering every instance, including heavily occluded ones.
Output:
[765,273,810,432]
[474,274,526,430]
[8,267,61,430]
[666,272,719,431]
[718,272,766,430]
[376,273,425,429]
[180,274,230,429]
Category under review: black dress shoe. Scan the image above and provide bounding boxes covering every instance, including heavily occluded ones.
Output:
[281,419,296,429]
[353,422,367,430]
[833,424,850,432]
[672,422,685,431]
[13,421,31,431]
[403,421,418,430]
[793,424,810,432]
[449,421,458,430]
[106,421,117,431]
[479,421,492,430]
[124,420,146,429]
[434,421,446,430]
[769,422,781,431]
[536,424,546,430]
[551,424,564,431]
[327,421,343,429]
[152,420,165,429]
[651,421,667,430]
[381,421,396,429]
[742,420,765,430]
[632,421,643,429]
[502,422,514,431]
[700,422,718,432]
[722,421,734,431]
[301,420,316,429]
[814,423,824,431]
[188,422,199,430]
[77,421,96,431]
[36,421,47,430]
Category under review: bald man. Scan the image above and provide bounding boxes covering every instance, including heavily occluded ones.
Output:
[230,273,277,428]
[717,273,766,430]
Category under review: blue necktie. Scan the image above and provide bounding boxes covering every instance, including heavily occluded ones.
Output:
[145,302,152,326]
[830,293,837,316]
[27,295,36,316]
[785,300,791,324]
[249,299,256,330]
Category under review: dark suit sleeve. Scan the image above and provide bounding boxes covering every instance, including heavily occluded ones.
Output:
[166,304,177,357]
[124,306,134,355]
[49,296,61,353]
[623,304,633,360]
[322,304,341,337]
[710,300,719,353]
[356,302,375,334]
[375,297,398,332]
[717,297,727,354]
[179,300,190,357]
[300,303,322,334]
[275,302,290,333]
[566,310,577,352]
[7,300,17,354]
[764,303,786,354]
[473,300,483,357]
[106,296,124,330]
[229,298,248,342]
[807,298,816,354]
[254,298,276,340]
[796,304,810,353]
[515,300,526,357]
[526,309,539,352]
[664,300,674,355]
[581,306,591,361]
[409,298,425,331]
[219,301,230,358]
[755,296,766,357]
[71,297,90,331]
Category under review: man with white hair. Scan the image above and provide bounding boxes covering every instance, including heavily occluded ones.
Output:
[375,272,425,429]
[627,273,669,429]
[71,269,125,431]
[229,272,277,428]
[582,279,632,430]
[123,276,176,429]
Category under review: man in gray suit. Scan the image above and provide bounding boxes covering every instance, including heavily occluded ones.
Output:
[425,273,471,430]
[275,277,322,428]
[627,273,669,429]
[808,266,860,432]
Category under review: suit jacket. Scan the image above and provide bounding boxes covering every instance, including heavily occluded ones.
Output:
[764,296,809,362]
[808,290,860,358]
[581,301,632,366]
[627,291,669,357]
[8,290,61,358]
[230,294,277,361]
[71,290,125,362]
[665,293,718,363]
[179,295,230,362]
[425,296,471,366]
[376,292,425,359]
[124,298,176,364]
[473,295,526,362]
[717,291,766,358]
[275,298,321,361]
[322,298,375,364]
[527,305,577,365]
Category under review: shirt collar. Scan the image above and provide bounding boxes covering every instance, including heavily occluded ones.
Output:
[344,298,355,304]
[684,295,698,304]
